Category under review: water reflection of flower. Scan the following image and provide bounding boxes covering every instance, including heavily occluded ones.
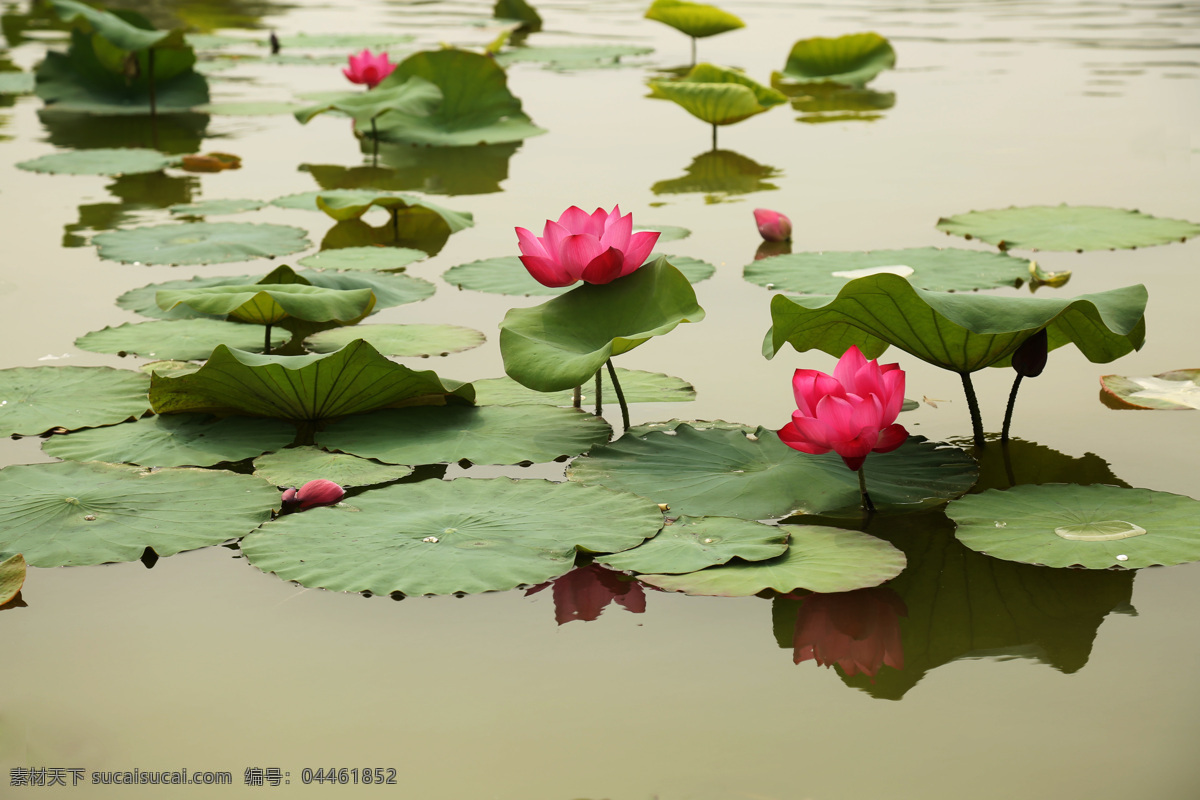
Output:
[791,587,907,678]
[525,564,647,624]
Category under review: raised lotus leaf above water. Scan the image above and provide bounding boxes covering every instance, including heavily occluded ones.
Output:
[936,204,1200,252]
[0,366,150,436]
[745,247,1033,294]
[253,446,413,488]
[293,76,442,128]
[644,0,745,40]
[157,283,377,327]
[773,32,896,88]
[16,147,177,175]
[649,63,786,127]
[569,425,978,519]
[240,477,665,595]
[1100,369,1200,410]
[765,273,1147,373]
[598,516,789,574]
[76,318,286,360]
[297,246,426,272]
[443,253,713,297]
[0,552,25,606]
[303,324,485,358]
[0,460,277,567]
[948,484,1200,569]
[472,368,695,406]
[493,0,542,32]
[93,221,311,265]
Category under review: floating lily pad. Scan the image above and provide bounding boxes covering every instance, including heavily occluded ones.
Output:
[652,149,780,197]
[0,366,150,436]
[157,283,376,326]
[0,553,25,605]
[644,0,745,39]
[240,478,664,595]
[650,63,786,126]
[319,405,611,466]
[17,147,176,176]
[495,44,654,69]
[638,224,690,242]
[42,414,296,467]
[93,222,311,265]
[273,33,415,49]
[936,205,1200,252]
[774,32,896,88]
[0,460,277,567]
[443,254,713,296]
[298,246,426,272]
[1100,369,1200,410]
[473,368,695,406]
[948,484,1200,569]
[640,525,905,596]
[569,425,977,519]
[599,516,789,574]
[624,418,755,437]
[192,101,306,116]
[765,273,1147,373]
[745,248,1032,294]
[169,198,265,216]
[76,319,285,360]
[304,324,484,357]
[140,360,200,378]
[500,259,706,391]
[253,446,413,488]
[0,72,35,94]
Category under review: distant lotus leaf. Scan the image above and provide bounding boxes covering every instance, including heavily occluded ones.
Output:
[936,205,1200,252]
[472,368,695,406]
[0,552,25,605]
[949,484,1200,569]
[170,198,265,216]
[651,148,780,196]
[443,254,713,296]
[192,101,306,116]
[272,33,415,49]
[298,246,426,272]
[640,525,906,596]
[623,418,755,437]
[765,273,1147,373]
[637,224,690,242]
[93,222,310,265]
[303,324,485,357]
[293,76,442,126]
[17,147,176,176]
[644,0,745,39]
[1100,369,1200,410]
[598,516,789,574]
[0,366,149,436]
[494,45,655,69]
[157,283,377,326]
[41,413,296,467]
[745,247,1032,294]
[140,361,200,378]
[494,0,542,31]
[0,460,277,567]
[149,340,474,423]
[650,63,786,126]
[253,446,413,488]
[569,425,977,519]
[500,259,706,391]
[242,477,663,595]
[368,48,547,146]
[318,405,612,466]
[0,72,35,94]
[774,32,896,88]
[76,319,286,360]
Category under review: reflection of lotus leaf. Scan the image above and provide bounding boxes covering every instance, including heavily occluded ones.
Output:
[745,248,1031,294]
[0,366,150,436]
[966,436,1130,492]
[253,446,413,488]
[93,222,310,265]
[0,72,35,94]
[38,109,209,155]
[774,32,896,88]
[472,368,695,406]
[644,0,745,39]
[306,141,521,196]
[599,516,789,574]
[76,319,286,360]
[652,149,780,196]
[936,204,1200,252]
[649,63,786,126]
[303,323,485,358]
[1100,369,1200,410]
[17,147,176,175]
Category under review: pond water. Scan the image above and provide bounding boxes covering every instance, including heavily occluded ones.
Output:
[2,0,1200,797]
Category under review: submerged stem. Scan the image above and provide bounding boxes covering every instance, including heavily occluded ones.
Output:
[960,371,985,448]
[605,358,630,432]
[711,123,717,151]
[1001,373,1023,443]
[593,369,602,417]
[264,323,272,354]
[858,465,876,514]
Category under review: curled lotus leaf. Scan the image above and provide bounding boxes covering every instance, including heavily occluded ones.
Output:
[598,516,789,574]
[76,319,287,361]
[765,273,1147,373]
[1100,369,1200,410]
[157,283,377,326]
[298,246,426,272]
[303,324,485,358]
[773,32,896,88]
[443,254,713,297]
[0,366,150,436]
[493,0,542,32]
[48,0,177,52]
[472,368,695,406]
[93,222,311,265]
[649,64,786,126]
[17,147,176,176]
[644,0,745,39]
[936,204,1200,252]
[253,446,413,488]
[0,552,25,605]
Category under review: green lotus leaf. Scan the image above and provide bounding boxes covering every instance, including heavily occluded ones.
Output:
[1100,369,1200,410]
[650,63,786,126]
[499,258,706,391]
[16,147,176,176]
[774,32,896,88]
[0,72,35,94]
[765,273,1147,373]
[936,204,1200,252]
[76,319,286,360]
[303,324,485,357]
[93,222,311,265]
[140,360,200,377]
[623,418,756,437]
[316,193,474,232]
[968,436,1130,493]
[0,552,25,606]
[253,446,413,488]
[41,413,296,467]
[494,45,655,69]
[494,0,542,31]
[644,0,744,39]
[293,76,442,125]
[637,224,690,242]
[599,516,788,574]
[272,33,415,49]
[948,484,1200,569]
[241,477,664,595]
[48,0,176,52]
[191,101,306,116]
[318,405,612,466]
[651,149,781,196]
[0,460,278,567]
[641,525,905,596]
[170,198,266,216]
[472,368,695,406]
[149,340,474,423]
[156,284,376,327]
[369,48,547,146]
[298,246,426,272]
[745,247,1032,294]
[0,366,150,437]
[443,254,713,296]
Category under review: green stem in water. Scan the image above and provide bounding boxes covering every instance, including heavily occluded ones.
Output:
[960,371,985,448]
[371,117,379,167]
[858,465,876,514]
[711,123,717,152]
[572,385,581,409]
[605,358,630,432]
[1001,373,1023,443]
[593,369,603,417]
[690,36,697,68]
[264,323,272,354]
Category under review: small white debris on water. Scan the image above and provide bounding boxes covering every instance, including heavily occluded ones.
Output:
[84,515,96,521]
[1117,554,1129,561]
[831,265,915,280]
[994,521,1007,527]
[422,536,439,543]
[37,353,71,361]
[703,538,714,544]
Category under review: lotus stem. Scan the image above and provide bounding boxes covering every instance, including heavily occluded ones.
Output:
[594,369,602,417]
[711,123,717,151]
[371,117,379,167]
[1001,373,1023,443]
[605,358,629,432]
[690,36,697,68]
[960,371,985,448]
[858,465,876,514]
[572,385,581,409]
[1001,438,1016,488]
[264,323,272,354]
[391,208,399,240]
[147,48,157,120]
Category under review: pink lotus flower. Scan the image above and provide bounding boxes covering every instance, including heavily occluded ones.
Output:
[343,49,396,89]
[281,479,345,512]
[754,208,792,242]
[778,345,908,472]
[792,587,907,678]
[515,205,660,287]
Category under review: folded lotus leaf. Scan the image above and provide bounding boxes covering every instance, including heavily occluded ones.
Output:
[1100,369,1200,410]
[315,192,474,230]
[774,32,896,88]
[764,272,1147,373]
[49,0,177,52]
[0,552,25,605]
[644,0,745,39]
[494,0,542,31]
[650,63,786,126]
[157,283,377,326]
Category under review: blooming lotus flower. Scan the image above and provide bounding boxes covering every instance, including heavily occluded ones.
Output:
[343,49,396,89]
[778,345,908,472]
[754,208,792,242]
[515,205,660,288]
[792,587,907,678]
[281,479,345,512]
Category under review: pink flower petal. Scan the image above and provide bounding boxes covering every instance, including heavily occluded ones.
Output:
[559,234,605,276]
[874,423,908,453]
[515,226,548,259]
[778,422,831,455]
[519,255,575,287]
[620,230,659,276]
[601,208,633,253]
[580,247,625,284]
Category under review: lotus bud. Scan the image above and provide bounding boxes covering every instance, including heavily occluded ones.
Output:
[295,479,345,510]
[1012,328,1048,378]
[754,208,792,242]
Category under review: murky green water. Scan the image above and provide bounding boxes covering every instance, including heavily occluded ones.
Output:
[2,0,1199,797]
